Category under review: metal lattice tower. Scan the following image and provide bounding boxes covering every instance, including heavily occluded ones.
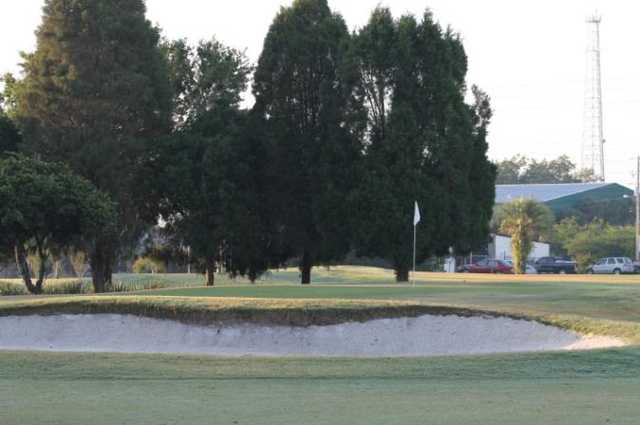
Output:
[582,13,606,182]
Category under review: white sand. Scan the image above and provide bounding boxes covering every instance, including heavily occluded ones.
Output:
[0,314,626,357]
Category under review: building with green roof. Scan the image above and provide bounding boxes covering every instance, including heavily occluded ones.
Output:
[495,183,633,215]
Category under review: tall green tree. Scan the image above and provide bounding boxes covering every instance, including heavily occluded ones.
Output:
[253,0,361,284]
[0,75,21,155]
[142,38,279,285]
[0,155,115,294]
[13,0,172,292]
[0,113,20,155]
[495,199,554,274]
[466,86,498,251]
[353,10,495,281]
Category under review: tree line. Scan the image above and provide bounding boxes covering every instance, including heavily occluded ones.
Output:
[495,155,597,185]
[0,0,496,291]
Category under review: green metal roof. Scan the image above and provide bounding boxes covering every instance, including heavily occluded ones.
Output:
[496,183,633,212]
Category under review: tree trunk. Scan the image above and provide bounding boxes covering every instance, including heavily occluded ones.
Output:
[395,267,410,283]
[300,250,312,285]
[14,245,42,295]
[248,268,258,284]
[34,243,47,292]
[90,242,113,293]
[205,256,216,286]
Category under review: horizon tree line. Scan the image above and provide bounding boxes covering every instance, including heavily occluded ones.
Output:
[0,0,496,290]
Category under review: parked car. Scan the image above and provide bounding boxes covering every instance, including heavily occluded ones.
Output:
[458,259,513,274]
[586,257,635,275]
[534,257,577,274]
[504,260,538,274]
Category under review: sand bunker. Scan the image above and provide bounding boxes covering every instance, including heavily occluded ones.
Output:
[0,314,625,357]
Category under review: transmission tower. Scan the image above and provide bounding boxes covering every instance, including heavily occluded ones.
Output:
[582,13,606,182]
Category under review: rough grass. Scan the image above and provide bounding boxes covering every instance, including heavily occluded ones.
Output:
[0,273,214,296]
[0,295,505,327]
[1,349,639,425]
[0,279,89,296]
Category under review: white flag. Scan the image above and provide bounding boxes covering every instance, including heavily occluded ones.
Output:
[414,201,421,226]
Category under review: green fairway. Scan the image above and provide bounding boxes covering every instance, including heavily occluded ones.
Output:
[146,268,640,325]
[1,349,639,425]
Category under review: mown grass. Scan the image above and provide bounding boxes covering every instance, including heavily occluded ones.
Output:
[2,267,640,424]
[1,349,639,425]
[3,265,639,295]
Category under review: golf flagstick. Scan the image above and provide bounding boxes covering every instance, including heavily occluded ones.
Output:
[413,201,421,286]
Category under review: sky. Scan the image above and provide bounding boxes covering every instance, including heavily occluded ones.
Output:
[1,0,639,187]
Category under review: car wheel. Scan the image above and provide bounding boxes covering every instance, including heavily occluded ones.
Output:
[613,269,621,275]
[559,270,567,275]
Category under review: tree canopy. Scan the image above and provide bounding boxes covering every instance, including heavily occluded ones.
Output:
[142,38,282,284]
[0,112,20,155]
[2,0,503,288]
[253,0,362,284]
[496,155,597,184]
[12,0,173,291]
[554,218,635,271]
[351,8,496,281]
[0,155,115,293]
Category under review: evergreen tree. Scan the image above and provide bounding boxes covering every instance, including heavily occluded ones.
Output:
[142,38,280,285]
[12,0,172,292]
[353,10,496,281]
[253,0,361,284]
[0,75,21,155]
[0,113,20,155]
[465,86,498,250]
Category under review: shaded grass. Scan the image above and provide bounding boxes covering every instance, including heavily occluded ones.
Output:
[1,349,639,425]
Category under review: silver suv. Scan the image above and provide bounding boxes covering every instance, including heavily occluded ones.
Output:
[587,257,635,275]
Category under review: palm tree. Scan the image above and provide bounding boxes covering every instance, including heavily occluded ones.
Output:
[495,199,554,274]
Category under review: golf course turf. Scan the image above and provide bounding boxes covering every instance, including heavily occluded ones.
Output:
[1,267,640,424]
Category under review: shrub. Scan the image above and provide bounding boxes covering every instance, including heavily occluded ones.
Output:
[132,257,167,274]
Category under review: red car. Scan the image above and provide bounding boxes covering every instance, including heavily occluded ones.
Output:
[459,259,514,274]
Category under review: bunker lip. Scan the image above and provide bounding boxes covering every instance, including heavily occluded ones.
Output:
[0,314,626,358]
[0,296,540,327]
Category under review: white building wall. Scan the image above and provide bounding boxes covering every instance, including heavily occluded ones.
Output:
[489,235,550,261]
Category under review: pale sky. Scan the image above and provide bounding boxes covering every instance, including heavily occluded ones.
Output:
[1,0,638,187]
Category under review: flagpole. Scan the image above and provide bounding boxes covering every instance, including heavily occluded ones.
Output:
[412,201,420,286]
[413,223,417,286]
